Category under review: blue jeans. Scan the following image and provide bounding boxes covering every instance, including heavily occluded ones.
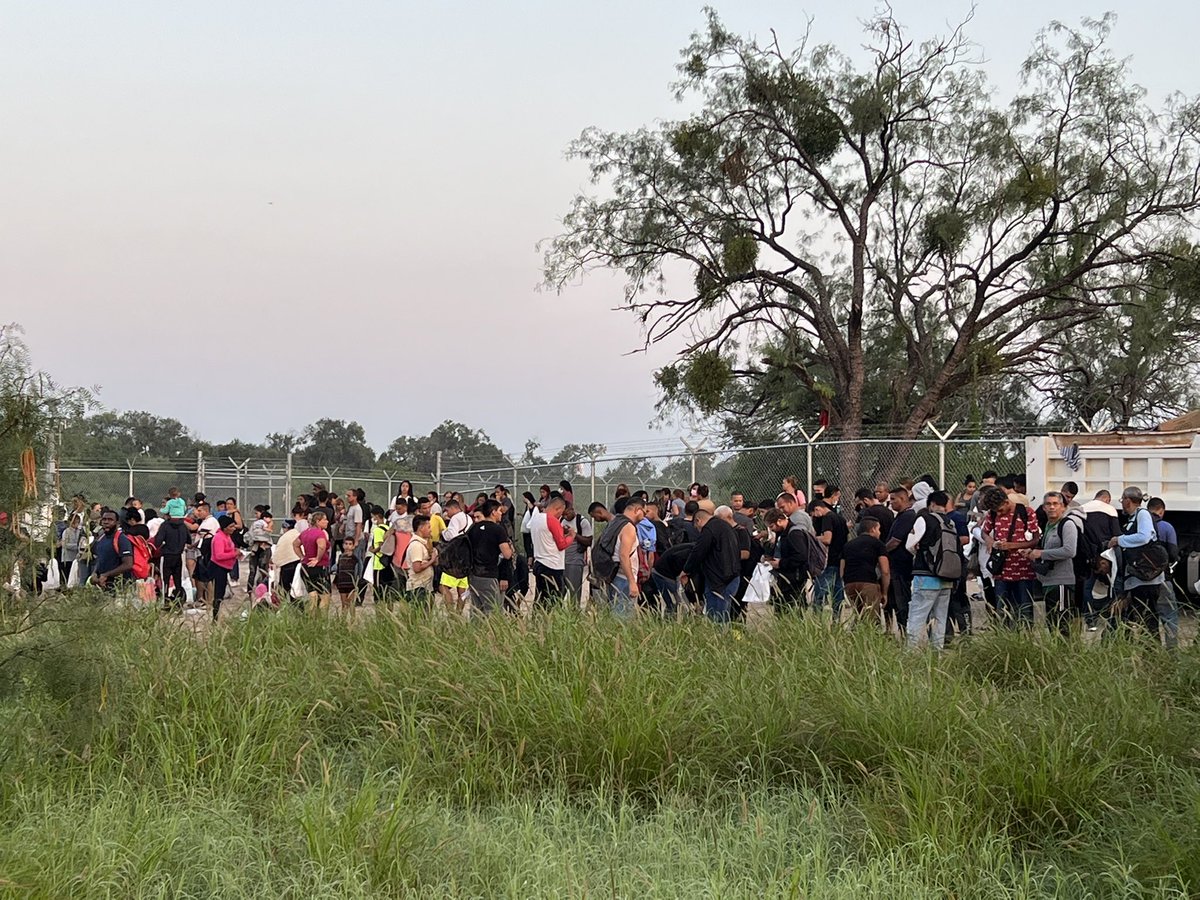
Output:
[908,577,953,650]
[1159,582,1179,649]
[812,565,845,617]
[609,575,636,620]
[650,571,681,615]
[994,579,1037,627]
[703,576,739,623]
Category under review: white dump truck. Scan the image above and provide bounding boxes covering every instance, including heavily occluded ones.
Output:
[1025,421,1200,597]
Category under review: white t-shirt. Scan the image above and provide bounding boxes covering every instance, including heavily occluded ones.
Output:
[564,514,593,566]
[343,504,364,542]
[444,511,471,540]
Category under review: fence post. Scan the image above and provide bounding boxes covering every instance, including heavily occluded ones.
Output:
[926,422,959,490]
[126,459,134,500]
[197,450,206,495]
[285,452,293,505]
[797,426,826,497]
[264,465,275,519]
[322,466,338,495]
[681,438,706,485]
[590,456,597,507]
[435,451,443,496]
[228,457,249,507]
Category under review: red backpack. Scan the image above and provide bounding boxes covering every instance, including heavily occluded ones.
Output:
[115,531,153,580]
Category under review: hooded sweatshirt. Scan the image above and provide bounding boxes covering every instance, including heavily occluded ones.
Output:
[911,482,933,514]
[211,530,238,570]
[154,518,191,556]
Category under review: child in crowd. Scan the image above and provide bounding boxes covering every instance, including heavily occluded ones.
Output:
[335,537,358,610]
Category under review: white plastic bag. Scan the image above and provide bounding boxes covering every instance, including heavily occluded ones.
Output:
[363,561,375,586]
[43,562,61,593]
[181,567,196,603]
[745,561,773,604]
[66,559,81,589]
[290,565,307,599]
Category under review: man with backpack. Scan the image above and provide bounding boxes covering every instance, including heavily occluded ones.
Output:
[980,485,1041,628]
[89,508,133,592]
[589,497,644,617]
[904,491,963,650]
[1109,487,1167,640]
[1080,490,1121,630]
[561,501,593,603]
[1026,491,1084,635]
[1147,497,1180,648]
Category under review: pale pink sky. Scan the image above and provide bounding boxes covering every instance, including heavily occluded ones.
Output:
[3,1,1195,456]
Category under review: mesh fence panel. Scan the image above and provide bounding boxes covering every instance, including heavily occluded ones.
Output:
[56,439,1026,516]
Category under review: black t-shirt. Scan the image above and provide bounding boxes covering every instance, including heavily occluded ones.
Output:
[123,523,150,540]
[860,504,894,537]
[842,535,887,584]
[887,508,917,578]
[467,520,509,579]
[815,514,849,567]
[651,519,670,555]
[668,518,700,545]
[653,542,693,580]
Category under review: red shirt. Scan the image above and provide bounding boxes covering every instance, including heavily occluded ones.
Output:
[984,507,1040,582]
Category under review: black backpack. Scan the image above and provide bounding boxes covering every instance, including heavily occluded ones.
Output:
[438,533,473,579]
[1055,513,1092,581]
[590,516,632,585]
[1124,509,1171,582]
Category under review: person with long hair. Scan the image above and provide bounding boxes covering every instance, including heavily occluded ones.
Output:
[393,480,415,506]
[782,475,807,509]
[521,491,537,559]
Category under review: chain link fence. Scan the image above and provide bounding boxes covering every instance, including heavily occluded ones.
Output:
[440,437,1025,511]
[54,437,1025,515]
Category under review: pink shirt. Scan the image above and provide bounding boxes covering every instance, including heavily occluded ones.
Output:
[211,531,238,570]
[299,528,330,567]
[391,531,413,568]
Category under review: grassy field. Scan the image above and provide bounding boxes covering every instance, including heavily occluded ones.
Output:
[0,602,1197,898]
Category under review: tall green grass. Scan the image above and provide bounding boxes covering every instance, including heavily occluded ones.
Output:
[0,605,1196,897]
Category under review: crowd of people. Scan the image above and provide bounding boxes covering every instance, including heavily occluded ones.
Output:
[37,469,1187,647]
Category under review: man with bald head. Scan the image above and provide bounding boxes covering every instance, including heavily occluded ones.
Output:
[682,506,741,622]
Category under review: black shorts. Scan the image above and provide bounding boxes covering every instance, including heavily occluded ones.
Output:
[301,565,331,594]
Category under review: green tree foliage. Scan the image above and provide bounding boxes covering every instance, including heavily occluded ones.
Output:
[545,10,1200,467]
[1034,254,1200,428]
[380,421,507,474]
[0,325,88,585]
[59,411,194,461]
[290,419,376,472]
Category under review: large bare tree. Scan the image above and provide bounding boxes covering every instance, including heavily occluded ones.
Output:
[544,10,1200,480]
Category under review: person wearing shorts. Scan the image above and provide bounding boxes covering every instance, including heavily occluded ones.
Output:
[295,510,332,612]
[439,572,469,615]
